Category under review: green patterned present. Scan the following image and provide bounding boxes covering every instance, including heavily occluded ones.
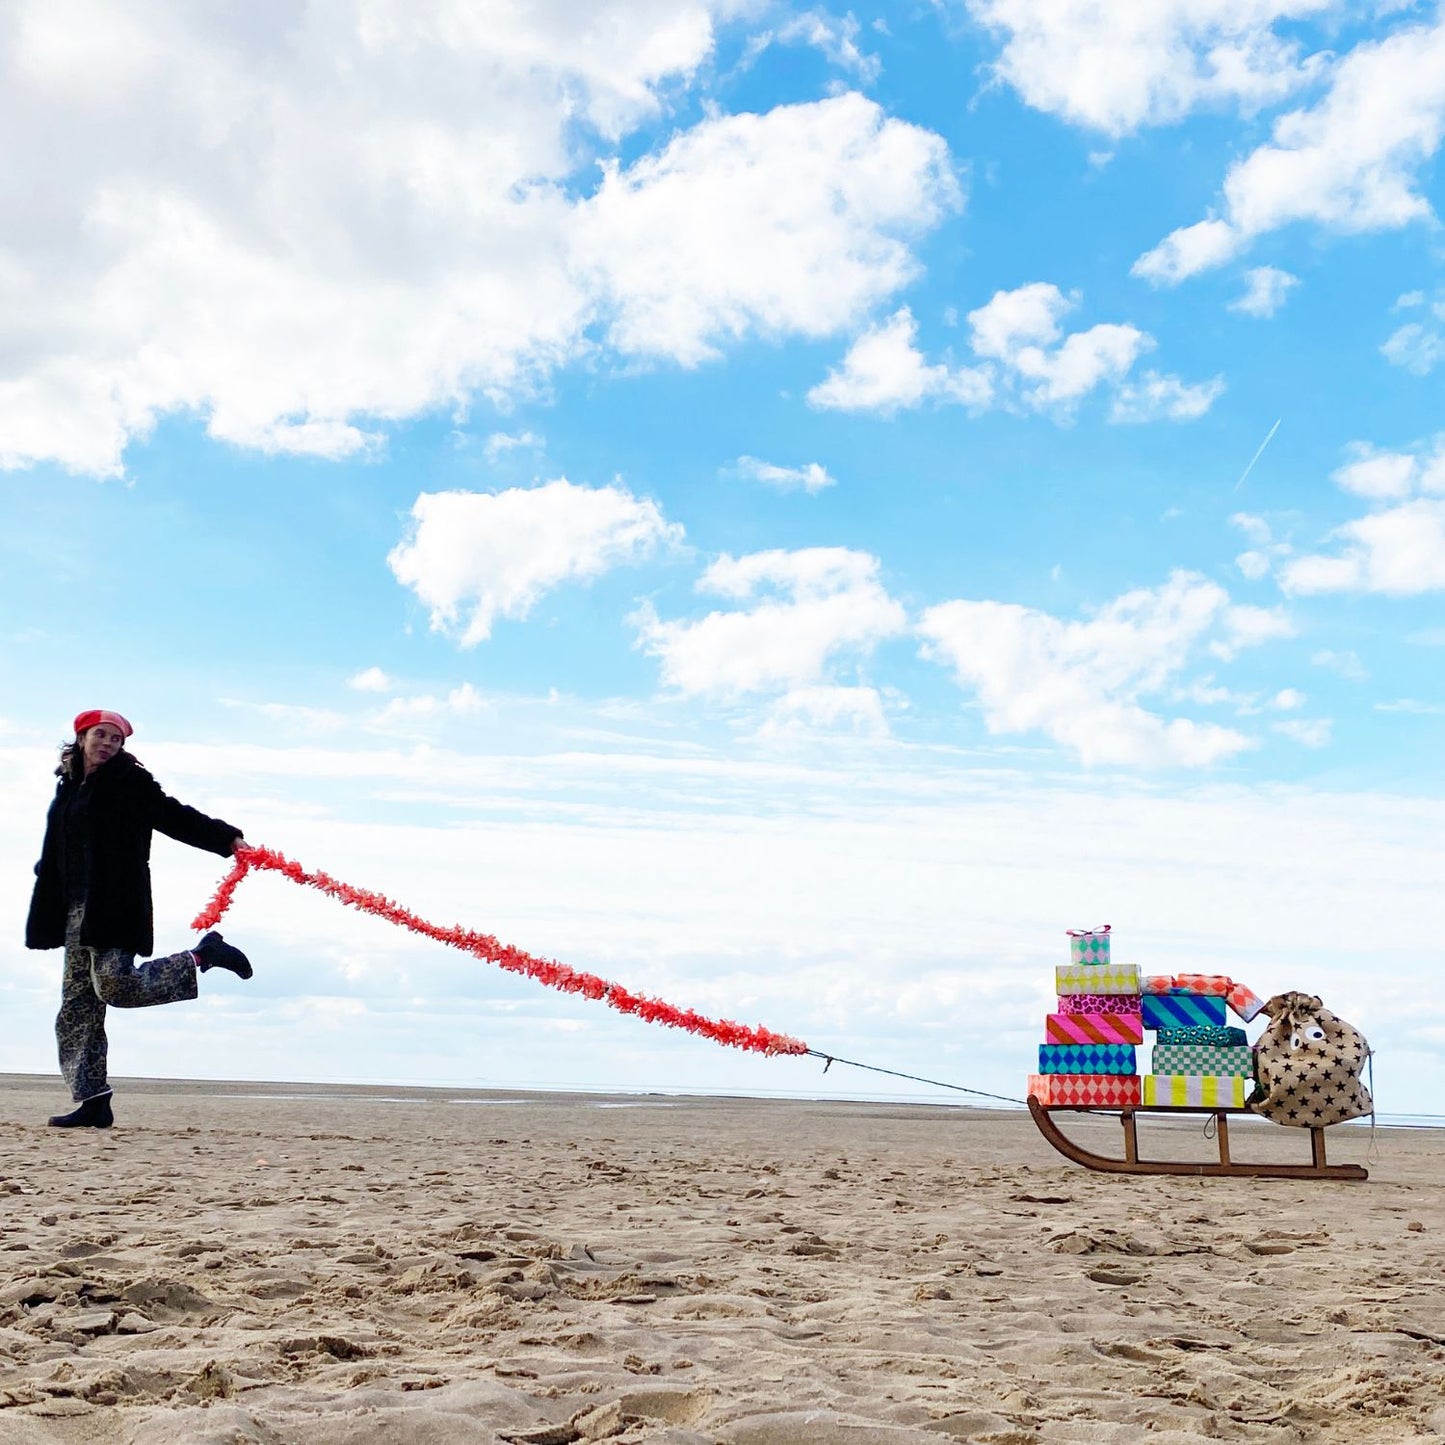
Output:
[1156,1024,1246,1048]
[1067,926,1110,966]
[1151,1042,1254,1076]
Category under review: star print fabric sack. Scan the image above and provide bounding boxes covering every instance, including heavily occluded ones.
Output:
[1249,991,1372,1128]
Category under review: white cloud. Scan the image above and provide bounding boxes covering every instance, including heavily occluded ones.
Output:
[1381,291,1445,375]
[756,685,891,739]
[636,547,906,703]
[1382,321,1445,375]
[484,430,544,461]
[766,11,881,82]
[376,683,490,725]
[810,286,1218,422]
[1228,510,1292,580]
[733,456,836,493]
[1283,498,1445,596]
[965,0,1329,136]
[576,94,958,366]
[1111,370,1226,423]
[806,308,991,414]
[917,571,1284,768]
[0,8,955,477]
[348,667,396,694]
[1332,444,1418,499]
[1134,17,1445,281]
[1229,265,1300,317]
[1284,436,1445,595]
[1271,688,1305,710]
[1133,218,1242,284]
[1213,603,1295,659]
[1273,717,1332,747]
[388,479,682,645]
[1312,649,1366,681]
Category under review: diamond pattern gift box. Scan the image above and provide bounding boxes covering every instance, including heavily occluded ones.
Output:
[1038,1043,1136,1075]
[1067,926,1111,967]
[1140,993,1227,1030]
[1056,964,1139,996]
[1046,1011,1144,1045]
[1142,1073,1248,1108]
[1059,993,1142,1018]
[1156,1024,1246,1048]
[1151,1042,1254,1076]
[1028,1073,1141,1107]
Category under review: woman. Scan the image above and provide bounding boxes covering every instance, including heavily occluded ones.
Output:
[25,709,255,1129]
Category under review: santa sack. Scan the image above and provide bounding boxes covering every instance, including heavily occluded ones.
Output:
[1249,991,1372,1128]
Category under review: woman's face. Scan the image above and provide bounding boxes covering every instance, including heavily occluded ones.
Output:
[80,724,126,774]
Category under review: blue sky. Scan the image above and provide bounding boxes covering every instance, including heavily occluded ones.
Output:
[2,1,1444,1114]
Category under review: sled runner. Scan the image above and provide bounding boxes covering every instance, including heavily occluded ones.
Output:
[1027,1096,1368,1181]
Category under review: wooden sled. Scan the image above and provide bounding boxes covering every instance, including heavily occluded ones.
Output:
[1029,1096,1368,1181]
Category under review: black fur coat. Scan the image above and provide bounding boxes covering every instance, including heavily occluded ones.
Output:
[26,751,241,957]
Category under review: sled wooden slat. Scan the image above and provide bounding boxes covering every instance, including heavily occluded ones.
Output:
[1028,1096,1368,1180]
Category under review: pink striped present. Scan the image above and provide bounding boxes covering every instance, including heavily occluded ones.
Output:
[1046,1011,1144,1045]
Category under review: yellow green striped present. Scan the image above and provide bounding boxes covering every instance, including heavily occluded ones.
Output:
[1142,1073,1248,1108]
[1055,963,1139,996]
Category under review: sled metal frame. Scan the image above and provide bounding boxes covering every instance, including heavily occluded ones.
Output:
[1028,1096,1368,1180]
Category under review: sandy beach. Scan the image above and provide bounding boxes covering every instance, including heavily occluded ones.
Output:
[0,1075,1442,1444]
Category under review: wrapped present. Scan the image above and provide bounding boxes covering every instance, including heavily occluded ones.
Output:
[1172,973,1264,1022]
[1028,1073,1141,1107]
[1067,926,1111,967]
[1141,974,1264,1021]
[1151,1042,1254,1076]
[1046,1011,1144,1045]
[1059,993,1142,1018]
[1156,1024,1246,1048]
[1140,993,1227,1030]
[1056,964,1139,996]
[1038,1043,1137,1075]
[1142,1073,1248,1108]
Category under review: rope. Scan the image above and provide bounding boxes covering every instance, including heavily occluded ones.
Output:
[805,1049,1026,1107]
[194,845,806,1058]
[195,846,1023,1107]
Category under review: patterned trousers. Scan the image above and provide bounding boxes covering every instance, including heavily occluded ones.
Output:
[58,903,198,1102]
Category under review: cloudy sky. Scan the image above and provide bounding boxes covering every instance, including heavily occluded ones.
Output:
[2,1,1443,1117]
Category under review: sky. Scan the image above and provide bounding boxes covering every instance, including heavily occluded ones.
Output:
[2,0,1444,1117]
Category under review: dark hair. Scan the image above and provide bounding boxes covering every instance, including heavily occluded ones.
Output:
[56,731,136,781]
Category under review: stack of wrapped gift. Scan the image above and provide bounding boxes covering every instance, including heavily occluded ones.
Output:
[1028,926,1143,1106]
[1138,974,1263,1107]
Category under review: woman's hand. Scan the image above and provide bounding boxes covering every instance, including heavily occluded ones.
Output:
[231,836,250,857]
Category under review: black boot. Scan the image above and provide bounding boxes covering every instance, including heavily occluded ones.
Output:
[193,931,253,980]
[49,1094,113,1129]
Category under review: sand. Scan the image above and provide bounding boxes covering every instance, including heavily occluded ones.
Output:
[0,1075,1442,1445]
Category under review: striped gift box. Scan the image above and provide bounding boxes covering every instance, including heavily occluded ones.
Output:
[1056,964,1139,996]
[1046,1011,1144,1045]
[1156,1024,1246,1048]
[1142,974,1265,1022]
[1151,1042,1254,1076]
[1038,1043,1137,1075]
[1028,1073,1141,1107]
[1142,1073,1248,1108]
[1059,993,1142,1018]
[1140,993,1227,1030]
[1067,927,1111,967]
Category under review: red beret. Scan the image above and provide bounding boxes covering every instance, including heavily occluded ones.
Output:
[73,709,134,738]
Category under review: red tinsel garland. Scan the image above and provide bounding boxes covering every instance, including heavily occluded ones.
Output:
[193,845,808,1058]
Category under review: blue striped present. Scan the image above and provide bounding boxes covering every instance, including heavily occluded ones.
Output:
[1037,1043,1137,1076]
[1140,994,1227,1030]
